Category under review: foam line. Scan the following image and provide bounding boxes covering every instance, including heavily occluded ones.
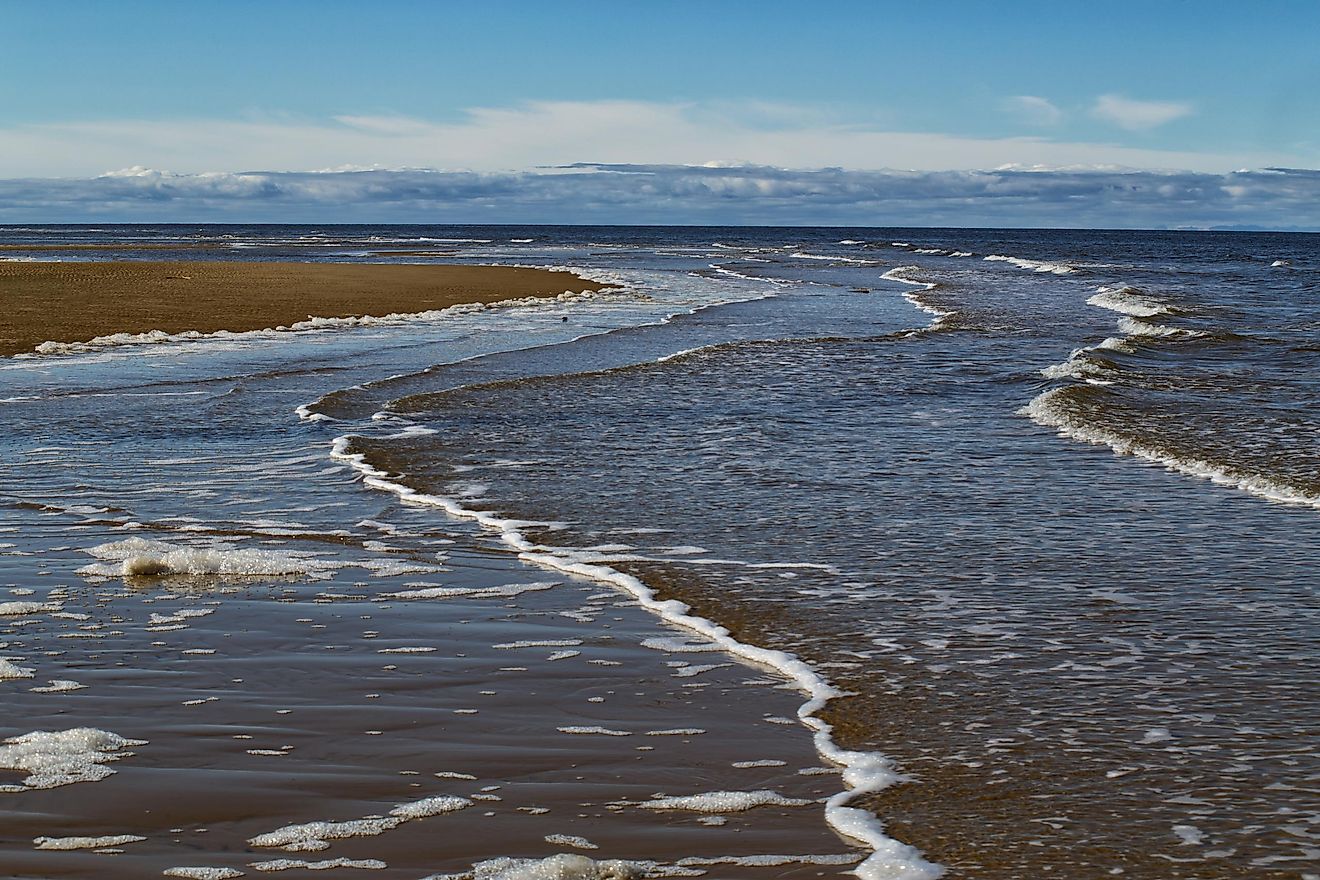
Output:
[328,436,942,880]
[880,267,951,331]
[983,254,1075,275]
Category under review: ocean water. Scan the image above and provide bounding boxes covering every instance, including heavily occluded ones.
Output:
[2,225,1317,879]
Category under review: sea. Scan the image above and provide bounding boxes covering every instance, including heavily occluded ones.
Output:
[1,225,1316,880]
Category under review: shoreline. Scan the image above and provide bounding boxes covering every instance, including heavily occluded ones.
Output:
[329,434,943,880]
[0,260,607,357]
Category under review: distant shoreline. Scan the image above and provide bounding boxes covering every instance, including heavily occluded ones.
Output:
[0,261,607,357]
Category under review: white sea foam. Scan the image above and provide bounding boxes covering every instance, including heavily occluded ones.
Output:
[34,834,146,850]
[641,789,812,812]
[983,254,1075,274]
[328,436,944,880]
[163,869,245,880]
[78,537,331,580]
[0,728,146,790]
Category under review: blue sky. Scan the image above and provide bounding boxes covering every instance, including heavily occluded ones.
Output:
[3,1,1318,226]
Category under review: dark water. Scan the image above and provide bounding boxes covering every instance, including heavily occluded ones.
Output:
[4,225,1318,878]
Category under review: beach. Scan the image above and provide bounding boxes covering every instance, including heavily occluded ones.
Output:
[0,261,606,357]
[3,224,1317,880]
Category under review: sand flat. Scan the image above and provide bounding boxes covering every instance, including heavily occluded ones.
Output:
[0,261,606,356]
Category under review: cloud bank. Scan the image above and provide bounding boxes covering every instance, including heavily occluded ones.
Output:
[2,164,1317,229]
[0,101,1289,178]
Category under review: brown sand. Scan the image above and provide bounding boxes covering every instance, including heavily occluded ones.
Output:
[0,261,607,356]
[1,507,856,879]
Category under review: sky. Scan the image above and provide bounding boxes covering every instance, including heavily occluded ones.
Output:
[3,0,1319,227]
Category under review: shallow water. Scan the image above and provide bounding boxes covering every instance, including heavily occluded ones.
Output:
[3,225,1318,878]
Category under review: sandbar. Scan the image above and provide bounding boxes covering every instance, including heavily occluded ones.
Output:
[0,261,607,356]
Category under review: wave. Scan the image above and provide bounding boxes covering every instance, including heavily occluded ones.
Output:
[326,434,943,880]
[1030,271,1316,508]
[76,536,335,580]
[983,254,1075,275]
[1114,316,1203,339]
[789,252,882,265]
[1086,286,1172,318]
[1038,354,1115,384]
[1021,388,1320,510]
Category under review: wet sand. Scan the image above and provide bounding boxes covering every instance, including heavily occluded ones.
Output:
[0,261,607,357]
[0,499,860,879]
[0,511,855,876]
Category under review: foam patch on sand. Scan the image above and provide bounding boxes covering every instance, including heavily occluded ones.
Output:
[384,581,558,601]
[469,854,648,880]
[678,853,862,868]
[544,834,598,850]
[249,794,472,851]
[0,658,36,680]
[0,601,60,616]
[78,537,333,580]
[33,834,147,850]
[0,728,146,790]
[164,869,245,879]
[557,726,631,736]
[251,858,387,872]
[641,789,812,812]
[388,795,472,819]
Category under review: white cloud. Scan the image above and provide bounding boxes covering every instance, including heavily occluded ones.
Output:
[1091,94,1194,131]
[1005,95,1063,126]
[0,100,1282,179]
[1,164,1316,229]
